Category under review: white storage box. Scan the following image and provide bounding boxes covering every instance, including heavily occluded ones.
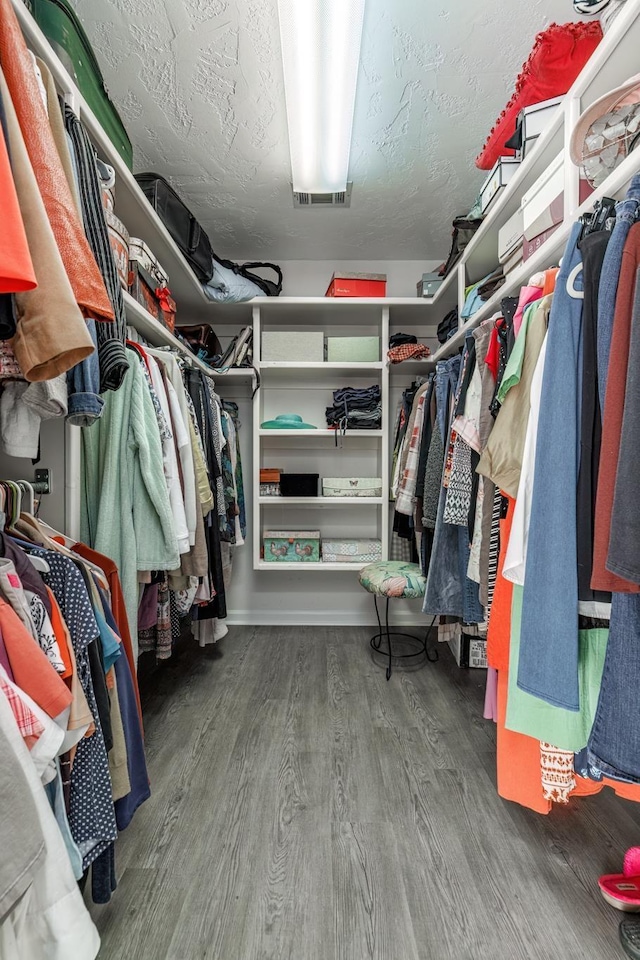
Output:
[522,153,594,243]
[129,237,169,286]
[321,539,382,564]
[326,337,380,362]
[502,246,524,277]
[515,95,564,159]
[521,152,564,241]
[498,207,524,263]
[322,477,383,498]
[480,157,520,214]
[262,331,324,362]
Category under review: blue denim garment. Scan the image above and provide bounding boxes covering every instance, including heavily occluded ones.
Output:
[517,222,584,711]
[435,359,454,441]
[587,593,640,782]
[67,318,104,426]
[424,354,480,619]
[423,481,461,617]
[460,524,485,623]
[597,174,640,410]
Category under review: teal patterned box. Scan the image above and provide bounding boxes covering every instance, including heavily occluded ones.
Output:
[263,530,321,562]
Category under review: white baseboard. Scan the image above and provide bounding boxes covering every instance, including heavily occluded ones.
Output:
[225,609,433,628]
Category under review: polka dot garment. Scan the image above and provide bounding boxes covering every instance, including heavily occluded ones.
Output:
[26,546,117,870]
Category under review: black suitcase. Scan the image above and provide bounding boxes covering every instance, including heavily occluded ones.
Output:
[135,174,214,283]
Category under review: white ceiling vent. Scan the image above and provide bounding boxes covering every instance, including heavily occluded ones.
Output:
[293,183,353,209]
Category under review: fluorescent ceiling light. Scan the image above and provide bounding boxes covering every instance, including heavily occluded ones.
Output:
[277,0,366,194]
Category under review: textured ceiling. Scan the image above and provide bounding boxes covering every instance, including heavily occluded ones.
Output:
[72,0,570,261]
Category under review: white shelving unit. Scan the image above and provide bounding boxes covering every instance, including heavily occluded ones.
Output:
[252,302,398,571]
[425,0,640,362]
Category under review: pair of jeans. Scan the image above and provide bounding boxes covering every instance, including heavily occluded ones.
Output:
[517,222,584,711]
[434,356,460,441]
[424,354,482,622]
[587,593,640,781]
[597,173,640,411]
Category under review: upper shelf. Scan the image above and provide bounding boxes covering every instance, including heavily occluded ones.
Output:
[123,292,256,384]
[12,0,210,318]
[430,128,640,363]
[203,296,451,325]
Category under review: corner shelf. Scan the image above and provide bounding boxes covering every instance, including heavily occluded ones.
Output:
[124,293,256,385]
[123,292,215,375]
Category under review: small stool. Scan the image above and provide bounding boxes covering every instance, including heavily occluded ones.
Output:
[358,561,438,680]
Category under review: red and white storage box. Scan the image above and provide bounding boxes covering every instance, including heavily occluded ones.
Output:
[129,237,169,286]
[325,272,387,298]
[321,538,382,564]
[128,237,176,331]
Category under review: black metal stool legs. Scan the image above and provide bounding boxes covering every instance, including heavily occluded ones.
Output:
[370,598,438,680]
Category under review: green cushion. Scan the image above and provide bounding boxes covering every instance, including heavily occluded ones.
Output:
[358,561,426,599]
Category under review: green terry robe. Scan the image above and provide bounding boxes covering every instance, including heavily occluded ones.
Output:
[81,348,180,658]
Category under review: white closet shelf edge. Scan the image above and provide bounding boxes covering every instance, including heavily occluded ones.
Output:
[11,0,209,315]
[256,561,372,571]
[259,496,384,505]
[431,146,640,363]
[123,292,216,376]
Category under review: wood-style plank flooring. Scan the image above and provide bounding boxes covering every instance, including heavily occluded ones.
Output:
[92,626,640,960]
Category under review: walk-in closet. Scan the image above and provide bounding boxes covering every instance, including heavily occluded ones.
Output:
[3,0,640,957]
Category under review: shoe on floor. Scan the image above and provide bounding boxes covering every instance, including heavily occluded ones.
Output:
[620,917,640,959]
[600,848,640,912]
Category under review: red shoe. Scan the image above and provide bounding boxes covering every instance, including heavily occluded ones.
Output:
[600,848,640,912]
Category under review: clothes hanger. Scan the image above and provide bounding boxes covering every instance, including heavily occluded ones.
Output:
[578,196,616,243]
[33,517,110,590]
[16,480,35,516]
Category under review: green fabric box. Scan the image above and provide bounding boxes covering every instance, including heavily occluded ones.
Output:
[326,337,380,362]
[263,530,320,562]
[26,0,133,169]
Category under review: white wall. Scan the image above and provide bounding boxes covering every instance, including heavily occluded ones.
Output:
[277,260,440,298]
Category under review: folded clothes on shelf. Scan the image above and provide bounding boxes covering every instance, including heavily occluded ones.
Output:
[325,384,382,430]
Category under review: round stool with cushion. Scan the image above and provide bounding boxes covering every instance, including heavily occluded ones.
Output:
[358,560,438,680]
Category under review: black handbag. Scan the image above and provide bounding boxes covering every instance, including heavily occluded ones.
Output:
[179,324,223,362]
[437,309,458,344]
[135,174,214,283]
[440,216,483,278]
